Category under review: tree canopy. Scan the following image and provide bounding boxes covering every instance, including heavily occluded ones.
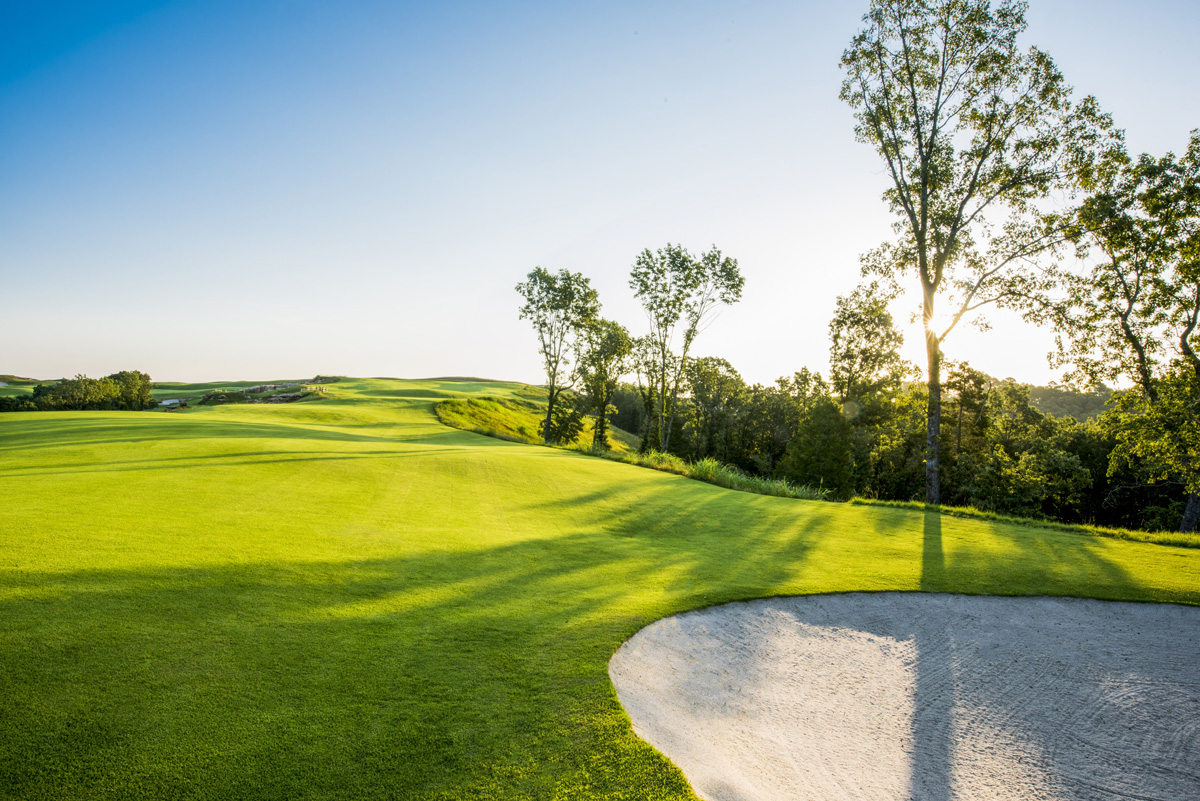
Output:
[515,267,600,444]
[629,243,743,452]
[840,0,1117,503]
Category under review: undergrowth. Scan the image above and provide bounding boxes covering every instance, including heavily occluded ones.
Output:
[586,448,830,501]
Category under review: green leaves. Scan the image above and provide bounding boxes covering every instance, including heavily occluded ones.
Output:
[628,244,744,452]
[515,267,601,443]
[841,0,1118,503]
[1047,132,1200,393]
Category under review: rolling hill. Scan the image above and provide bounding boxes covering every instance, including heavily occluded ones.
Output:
[2,377,1198,800]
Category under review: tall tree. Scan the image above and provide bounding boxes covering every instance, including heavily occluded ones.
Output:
[828,281,905,409]
[629,335,669,452]
[629,243,744,452]
[577,318,633,451]
[840,0,1115,503]
[515,267,600,444]
[684,356,745,461]
[1037,133,1200,531]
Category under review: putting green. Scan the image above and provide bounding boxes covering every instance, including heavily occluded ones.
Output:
[1,377,1198,800]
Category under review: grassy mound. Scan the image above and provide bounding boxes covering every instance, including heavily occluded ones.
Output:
[1,376,1198,800]
[436,394,639,452]
[434,396,820,499]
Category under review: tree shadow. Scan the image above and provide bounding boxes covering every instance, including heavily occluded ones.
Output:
[901,505,1185,801]
[913,511,952,800]
[0,482,834,800]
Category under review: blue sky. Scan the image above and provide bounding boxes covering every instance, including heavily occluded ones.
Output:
[2,0,1197,385]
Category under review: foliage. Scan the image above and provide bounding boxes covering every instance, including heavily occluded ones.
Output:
[515,266,600,443]
[840,0,1117,503]
[629,243,743,452]
[1028,382,1111,420]
[781,398,856,500]
[0,371,155,412]
[860,381,929,501]
[576,318,633,451]
[828,281,906,405]
[628,334,671,452]
[1105,364,1200,498]
[1032,132,1200,530]
[540,391,587,445]
[681,356,745,462]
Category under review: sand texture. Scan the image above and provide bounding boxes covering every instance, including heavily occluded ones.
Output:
[609,594,1200,801]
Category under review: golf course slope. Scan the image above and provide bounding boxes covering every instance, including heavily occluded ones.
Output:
[610,593,1200,801]
[2,377,1199,800]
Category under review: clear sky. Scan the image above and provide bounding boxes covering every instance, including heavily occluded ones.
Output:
[3,0,1197,385]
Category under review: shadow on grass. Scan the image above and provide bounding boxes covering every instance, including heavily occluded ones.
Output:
[905,505,1177,801]
[0,409,497,454]
[0,447,489,478]
[0,492,832,801]
[1,418,1192,799]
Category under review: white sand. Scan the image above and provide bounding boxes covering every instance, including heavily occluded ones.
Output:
[609,594,1200,801]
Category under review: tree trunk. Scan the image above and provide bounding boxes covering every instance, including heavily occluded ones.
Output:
[925,332,942,506]
[543,386,557,444]
[592,392,610,451]
[1182,492,1200,534]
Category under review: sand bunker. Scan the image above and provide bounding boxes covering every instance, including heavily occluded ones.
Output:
[609,594,1200,801]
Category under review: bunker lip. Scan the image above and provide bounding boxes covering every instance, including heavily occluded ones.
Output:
[609,593,1200,801]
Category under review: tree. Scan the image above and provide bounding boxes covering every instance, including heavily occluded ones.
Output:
[782,397,856,499]
[577,318,633,451]
[738,370,827,477]
[1039,133,1200,530]
[629,334,670,452]
[109,370,155,410]
[828,281,905,410]
[629,243,743,453]
[952,381,1092,519]
[683,356,745,461]
[515,267,600,444]
[840,0,1115,503]
[1104,364,1200,531]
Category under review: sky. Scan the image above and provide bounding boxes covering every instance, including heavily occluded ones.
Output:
[2,0,1198,386]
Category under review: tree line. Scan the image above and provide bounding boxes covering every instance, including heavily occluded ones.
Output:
[517,0,1198,533]
[0,371,156,412]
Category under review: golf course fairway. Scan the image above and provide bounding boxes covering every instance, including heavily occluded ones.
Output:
[2,377,1198,800]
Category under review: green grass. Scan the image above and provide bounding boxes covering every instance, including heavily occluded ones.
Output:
[2,376,1199,800]
[849,497,1200,549]
[434,397,819,498]
[436,394,640,452]
[0,377,37,398]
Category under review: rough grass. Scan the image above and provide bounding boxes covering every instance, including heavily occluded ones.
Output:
[592,450,829,501]
[2,376,1199,800]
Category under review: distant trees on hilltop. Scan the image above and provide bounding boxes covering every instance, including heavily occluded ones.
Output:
[0,371,155,412]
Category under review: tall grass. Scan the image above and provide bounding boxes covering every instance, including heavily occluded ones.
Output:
[562,445,829,501]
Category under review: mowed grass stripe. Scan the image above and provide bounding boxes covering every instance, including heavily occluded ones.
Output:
[1,377,1198,800]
